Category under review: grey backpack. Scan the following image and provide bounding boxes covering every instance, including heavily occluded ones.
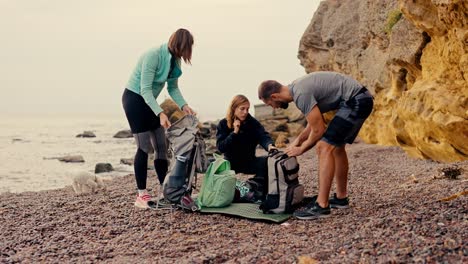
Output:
[163,115,209,210]
[260,149,304,214]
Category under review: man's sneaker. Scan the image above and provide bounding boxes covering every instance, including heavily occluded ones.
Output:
[293,201,331,220]
[134,194,157,209]
[329,193,350,209]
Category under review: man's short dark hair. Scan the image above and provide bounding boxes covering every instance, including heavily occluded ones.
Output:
[258,80,283,100]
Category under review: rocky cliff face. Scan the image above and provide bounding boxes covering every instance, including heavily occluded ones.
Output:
[298,0,467,162]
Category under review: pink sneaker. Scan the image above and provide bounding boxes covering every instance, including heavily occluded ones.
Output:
[134,194,156,209]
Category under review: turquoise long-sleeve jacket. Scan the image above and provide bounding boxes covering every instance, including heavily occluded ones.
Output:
[126,43,187,116]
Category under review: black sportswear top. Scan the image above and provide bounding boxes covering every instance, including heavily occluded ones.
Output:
[216,114,274,167]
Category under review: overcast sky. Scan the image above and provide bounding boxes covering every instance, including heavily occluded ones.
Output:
[0,0,320,120]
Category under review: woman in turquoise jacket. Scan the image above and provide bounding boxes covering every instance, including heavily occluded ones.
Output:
[122,28,196,209]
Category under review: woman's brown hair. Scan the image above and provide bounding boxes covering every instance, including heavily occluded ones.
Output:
[226,95,250,129]
[168,28,194,64]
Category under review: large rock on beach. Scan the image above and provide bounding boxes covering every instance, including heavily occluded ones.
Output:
[298,0,468,162]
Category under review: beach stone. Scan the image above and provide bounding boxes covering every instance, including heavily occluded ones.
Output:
[76,131,96,138]
[95,163,113,173]
[120,158,133,166]
[275,133,290,148]
[113,130,132,138]
[198,125,211,138]
[58,155,84,163]
[288,122,305,137]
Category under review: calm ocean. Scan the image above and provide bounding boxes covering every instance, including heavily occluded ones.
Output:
[0,115,136,193]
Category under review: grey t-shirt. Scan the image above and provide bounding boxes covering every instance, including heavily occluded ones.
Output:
[289,71,363,115]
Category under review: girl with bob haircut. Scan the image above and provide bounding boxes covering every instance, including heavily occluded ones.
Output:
[122,28,196,209]
[216,94,276,202]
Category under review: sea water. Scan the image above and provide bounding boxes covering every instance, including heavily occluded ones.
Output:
[0,115,136,193]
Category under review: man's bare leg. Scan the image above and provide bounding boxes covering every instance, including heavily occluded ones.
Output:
[333,146,348,198]
[316,140,336,208]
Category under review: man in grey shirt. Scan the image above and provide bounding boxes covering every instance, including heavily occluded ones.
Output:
[258,71,373,220]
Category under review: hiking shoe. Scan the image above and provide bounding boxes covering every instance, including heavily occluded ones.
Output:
[329,193,350,209]
[134,194,157,209]
[294,202,331,220]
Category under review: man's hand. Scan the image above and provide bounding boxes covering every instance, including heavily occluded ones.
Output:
[285,146,303,157]
[159,113,171,128]
[233,119,241,134]
[268,144,277,152]
[182,105,196,116]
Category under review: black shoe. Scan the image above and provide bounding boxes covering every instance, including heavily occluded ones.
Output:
[329,193,350,209]
[293,201,331,220]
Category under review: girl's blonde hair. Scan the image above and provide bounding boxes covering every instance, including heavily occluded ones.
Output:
[226,95,250,129]
[168,28,194,64]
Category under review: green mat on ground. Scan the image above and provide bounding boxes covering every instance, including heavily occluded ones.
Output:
[199,203,292,223]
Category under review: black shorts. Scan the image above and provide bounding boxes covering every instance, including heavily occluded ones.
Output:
[322,88,374,146]
[122,89,161,133]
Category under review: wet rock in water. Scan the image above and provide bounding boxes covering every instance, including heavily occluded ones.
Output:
[76,131,96,138]
[95,163,114,173]
[120,158,133,166]
[57,155,85,163]
[113,130,132,138]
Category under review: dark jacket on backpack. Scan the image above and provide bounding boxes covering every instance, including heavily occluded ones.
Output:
[216,114,273,172]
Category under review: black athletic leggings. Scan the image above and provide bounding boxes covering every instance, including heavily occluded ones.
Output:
[122,89,168,190]
[134,149,168,190]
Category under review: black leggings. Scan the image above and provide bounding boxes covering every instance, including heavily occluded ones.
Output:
[134,149,168,190]
[122,89,169,190]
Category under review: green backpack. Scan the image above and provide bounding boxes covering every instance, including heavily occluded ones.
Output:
[197,154,237,208]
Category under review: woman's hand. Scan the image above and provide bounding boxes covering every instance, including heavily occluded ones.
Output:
[233,119,241,134]
[159,113,171,128]
[182,105,196,116]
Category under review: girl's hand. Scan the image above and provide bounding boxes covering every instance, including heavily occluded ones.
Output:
[233,119,241,134]
[182,105,196,116]
[159,113,171,128]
